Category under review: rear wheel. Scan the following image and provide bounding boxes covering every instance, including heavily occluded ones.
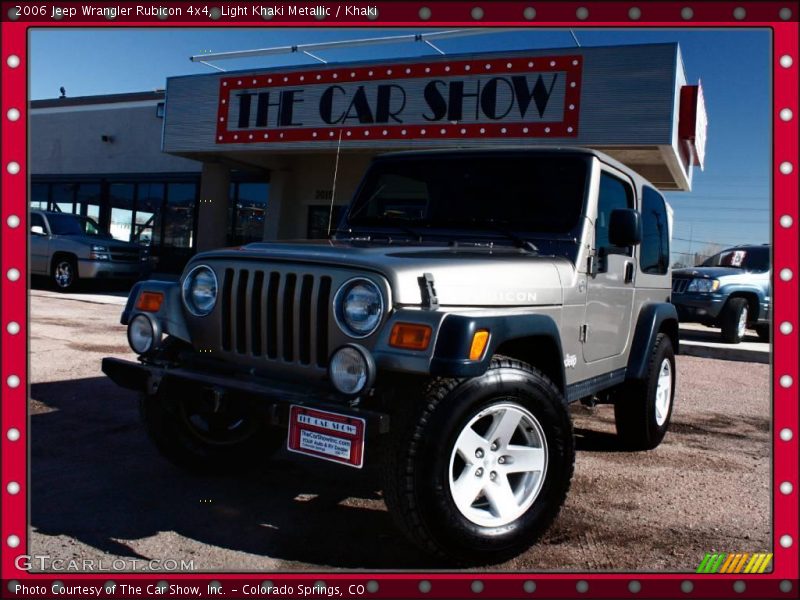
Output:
[382,357,574,565]
[720,298,749,344]
[614,333,675,450]
[141,384,283,473]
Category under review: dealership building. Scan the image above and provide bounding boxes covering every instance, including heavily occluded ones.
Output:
[30,42,705,274]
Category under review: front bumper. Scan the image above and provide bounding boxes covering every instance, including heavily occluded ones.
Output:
[101,357,390,435]
[79,259,143,279]
[671,292,726,323]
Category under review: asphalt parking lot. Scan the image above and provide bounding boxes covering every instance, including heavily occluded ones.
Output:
[28,288,771,572]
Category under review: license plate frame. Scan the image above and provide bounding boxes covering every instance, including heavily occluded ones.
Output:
[287,405,366,469]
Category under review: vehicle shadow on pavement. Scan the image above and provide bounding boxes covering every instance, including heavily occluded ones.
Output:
[30,377,430,569]
[30,275,136,294]
[572,428,629,453]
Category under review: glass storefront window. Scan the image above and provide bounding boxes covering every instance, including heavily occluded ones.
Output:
[135,182,164,246]
[31,183,49,210]
[164,183,196,248]
[109,183,135,242]
[52,182,77,214]
[76,183,102,221]
[233,182,268,245]
[31,177,200,273]
[308,205,345,239]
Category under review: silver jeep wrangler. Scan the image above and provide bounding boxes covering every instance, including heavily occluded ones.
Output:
[103,148,678,565]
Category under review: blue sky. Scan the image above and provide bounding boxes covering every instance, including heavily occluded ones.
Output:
[29,28,771,263]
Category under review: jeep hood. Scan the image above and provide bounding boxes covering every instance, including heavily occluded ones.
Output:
[196,240,566,307]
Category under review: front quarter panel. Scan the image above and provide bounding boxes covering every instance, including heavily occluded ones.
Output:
[122,280,191,343]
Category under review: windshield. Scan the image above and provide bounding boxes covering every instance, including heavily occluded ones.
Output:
[344,155,588,240]
[48,213,107,237]
[700,247,770,272]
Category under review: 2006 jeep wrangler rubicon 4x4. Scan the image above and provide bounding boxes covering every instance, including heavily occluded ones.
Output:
[103,148,678,564]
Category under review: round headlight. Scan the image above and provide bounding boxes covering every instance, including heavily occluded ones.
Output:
[128,314,159,354]
[334,278,384,337]
[182,265,218,316]
[329,345,375,395]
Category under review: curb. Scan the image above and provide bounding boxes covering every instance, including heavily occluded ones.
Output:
[679,341,770,365]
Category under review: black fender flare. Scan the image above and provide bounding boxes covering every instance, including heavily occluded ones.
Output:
[626,303,679,381]
[719,285,766,319]
[430,313,565,391]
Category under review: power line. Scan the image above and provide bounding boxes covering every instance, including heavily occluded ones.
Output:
[672,236,767,246]
[673,207,769,212]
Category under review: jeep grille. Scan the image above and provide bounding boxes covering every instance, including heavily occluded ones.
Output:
[219,268,332,366]
[672,279,690,293]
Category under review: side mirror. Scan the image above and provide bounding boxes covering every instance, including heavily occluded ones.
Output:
[31,225,46,236]
[608,209,642,247]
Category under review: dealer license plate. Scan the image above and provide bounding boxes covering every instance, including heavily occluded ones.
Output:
[287,406,366,468]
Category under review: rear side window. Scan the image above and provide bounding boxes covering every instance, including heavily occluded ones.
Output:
[640,186,670,274]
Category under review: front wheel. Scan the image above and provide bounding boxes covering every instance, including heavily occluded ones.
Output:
[720,298,749,344]
[141,383,284,474]
[614,333,675,450]
[52,256,79,292]
[382,357,574,565]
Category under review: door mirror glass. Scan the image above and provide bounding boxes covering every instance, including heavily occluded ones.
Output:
[31,225,46,236]
[608,208,642,247]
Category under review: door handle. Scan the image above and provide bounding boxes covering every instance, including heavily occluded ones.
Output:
[624,261,635,284]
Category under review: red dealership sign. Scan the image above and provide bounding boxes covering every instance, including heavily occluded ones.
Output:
[215,55,582,144]
[679,81,708,170]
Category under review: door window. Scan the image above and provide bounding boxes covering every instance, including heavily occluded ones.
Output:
[596,173,634,256]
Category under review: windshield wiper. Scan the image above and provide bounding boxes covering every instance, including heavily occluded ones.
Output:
[472,220,539,253]
[334,223,425,243]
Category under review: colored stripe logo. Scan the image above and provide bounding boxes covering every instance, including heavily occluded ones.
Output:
[696,553,773,573]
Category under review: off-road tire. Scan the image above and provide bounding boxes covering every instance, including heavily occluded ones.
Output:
[140,383,283,474]
[51,255,79,292]
[720,298,749,344]
[614,333,675,450]
[755,324,770,343]
[382,356,574,565]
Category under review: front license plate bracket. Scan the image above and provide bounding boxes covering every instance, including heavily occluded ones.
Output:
[287,405,366,468]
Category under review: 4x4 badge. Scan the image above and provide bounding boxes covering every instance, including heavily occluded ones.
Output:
[564,354,578,369]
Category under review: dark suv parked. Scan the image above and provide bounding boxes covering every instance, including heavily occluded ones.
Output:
[671,245,770,343]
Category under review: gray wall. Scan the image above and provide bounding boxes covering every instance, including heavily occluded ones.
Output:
[30,102,202,175]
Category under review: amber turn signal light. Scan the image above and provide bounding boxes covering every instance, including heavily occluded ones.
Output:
[389,323,432,351]
[469,330,490,361]
[136,291,164,312]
